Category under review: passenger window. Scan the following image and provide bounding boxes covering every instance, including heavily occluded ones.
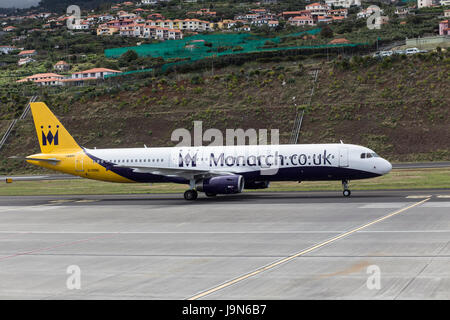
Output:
[361,153,366,159]
[366,153,372,158]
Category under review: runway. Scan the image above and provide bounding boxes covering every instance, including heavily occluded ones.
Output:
[0,189,449,299]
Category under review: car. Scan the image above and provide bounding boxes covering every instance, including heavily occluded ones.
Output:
[418,49,428,53]
[405,47,420,55]
[380,50,393,57]
[372,51,381,58]
[393,49,405,55]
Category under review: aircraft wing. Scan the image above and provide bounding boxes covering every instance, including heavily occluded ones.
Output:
[113,164,248,180]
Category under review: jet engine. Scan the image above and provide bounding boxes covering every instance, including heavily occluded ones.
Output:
[196,175,244,195]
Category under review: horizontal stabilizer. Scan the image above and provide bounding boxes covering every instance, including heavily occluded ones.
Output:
[9,156,60,165]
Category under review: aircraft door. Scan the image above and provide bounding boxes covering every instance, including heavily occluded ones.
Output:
[75,156,84,172]
[338,147,349,167]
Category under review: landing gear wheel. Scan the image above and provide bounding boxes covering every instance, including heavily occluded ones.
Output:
[342,180,351,197]
[205,192,216,197]
[184,189,198,201]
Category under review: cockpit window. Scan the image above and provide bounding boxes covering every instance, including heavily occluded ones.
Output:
[361,152,380,159]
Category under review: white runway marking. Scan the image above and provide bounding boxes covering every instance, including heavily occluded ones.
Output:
[359,203,408,209]
[406,195,432,199]
[421,202,450,208]
[0,205,62,212]
[437,195,450,198]
[0,231,343,234]
[187,197,431,300]
[1,230,450,234]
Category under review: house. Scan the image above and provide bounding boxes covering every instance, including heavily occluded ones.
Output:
[168,29,183,40]
[329,9,348,18]
[0,45,17,54]
[439,20,450,35]
[282,11,311,20]
[54,61,70,72]
[72,22,90,30]
[445,10,450,18]
[187,8,216,17]
[16,73,64,86]
[325,0,361,8]
[18,49,37,57]
[418,0,433,8]
[18,57,35,66]
[268,20,279,28]
[306,3,331,16]
[395,7,412,17]
[357,7,384,19]
[97,24,119,35]
[216,19,237,29]
[98,15,114,22]
[3,26,16,32]
[317,16,333,24]
[329,38,351,44]
[289,16,315,26]
[70,68,121,80]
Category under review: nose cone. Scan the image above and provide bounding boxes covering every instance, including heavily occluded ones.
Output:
[380,159,392,175]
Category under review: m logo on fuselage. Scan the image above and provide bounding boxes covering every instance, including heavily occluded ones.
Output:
[41,125,59,146]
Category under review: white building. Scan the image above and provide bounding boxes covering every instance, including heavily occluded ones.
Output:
[72,22,90,30]
[306,3,331,16]
[357,7,384,19]
[418,0,433,8]
[18,58,35,66]
[0,45,17,54]
[441,0,450,5]
[325,0,361,8]
[289,16,315,26]
[141,0,168,4]
[70,68,121,80]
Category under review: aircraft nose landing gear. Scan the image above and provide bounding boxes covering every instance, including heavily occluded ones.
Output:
[342,180,351,197]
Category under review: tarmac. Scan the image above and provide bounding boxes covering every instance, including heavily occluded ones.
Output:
[0,189,449,299]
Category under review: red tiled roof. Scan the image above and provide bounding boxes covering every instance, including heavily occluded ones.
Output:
[329,38,350,44]
[18,50,36,55]
[72,68,121,74]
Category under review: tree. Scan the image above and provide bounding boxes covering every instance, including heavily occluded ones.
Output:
[320,25,334,38]
[119,50,138,67]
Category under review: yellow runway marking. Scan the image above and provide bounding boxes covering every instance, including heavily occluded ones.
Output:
[49,200,73,204]
[187,198,430,300]
[75,200,98,203]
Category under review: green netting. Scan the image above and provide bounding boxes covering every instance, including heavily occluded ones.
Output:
[105,29,366,74]
[104,67,153,79]
[105,29,323,60]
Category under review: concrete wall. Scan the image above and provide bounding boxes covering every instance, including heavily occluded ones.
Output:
[406,36,450,47]
[406,35,450,47]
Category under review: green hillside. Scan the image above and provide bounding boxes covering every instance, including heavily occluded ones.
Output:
[0,52,449,175]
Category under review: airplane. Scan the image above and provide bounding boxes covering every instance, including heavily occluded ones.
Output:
[15,102,392,200]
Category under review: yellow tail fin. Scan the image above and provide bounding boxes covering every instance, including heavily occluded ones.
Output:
[30,102,81,153]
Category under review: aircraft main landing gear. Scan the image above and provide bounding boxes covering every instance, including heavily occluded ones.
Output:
[342,180,351,197]
[184,189,198,201]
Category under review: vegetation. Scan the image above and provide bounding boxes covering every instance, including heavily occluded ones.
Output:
[0,168,448,196]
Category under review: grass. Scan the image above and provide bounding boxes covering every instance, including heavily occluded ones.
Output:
[0,168,448,196]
